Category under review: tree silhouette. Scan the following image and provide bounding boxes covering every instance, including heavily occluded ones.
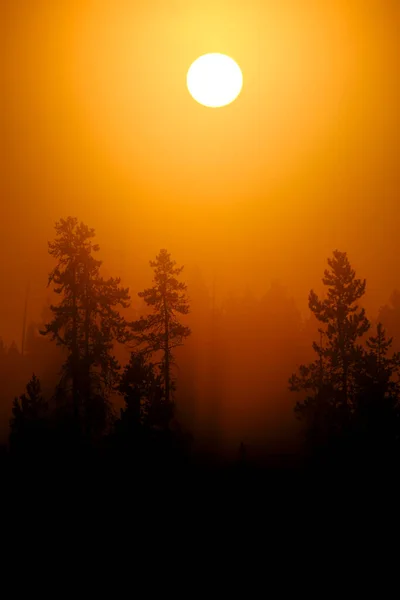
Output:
[354,323,400,462]
[41,217,131,434]
[118,352,171,430]
[289,251,370,456]
[116,348,192,467]
[131,249,191,407]
[378,290,400,352]
[10,374,48,455]
[364,323,399,381]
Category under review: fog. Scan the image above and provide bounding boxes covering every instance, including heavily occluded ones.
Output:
[2,1,399,456]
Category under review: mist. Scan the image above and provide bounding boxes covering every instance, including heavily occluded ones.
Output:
[2,1,400,478]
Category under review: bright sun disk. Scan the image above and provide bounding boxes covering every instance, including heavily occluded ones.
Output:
[187,53,243,108]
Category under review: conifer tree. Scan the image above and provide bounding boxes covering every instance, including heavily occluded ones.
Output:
[131,249,191,406]
[355,323,400,451]
[41,217,130,429]
[364,323,400,385]
[118,352,170,430]
[10,374,48,453]
[290,251,370,429]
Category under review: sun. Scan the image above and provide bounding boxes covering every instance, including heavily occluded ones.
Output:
[187,53,243,108]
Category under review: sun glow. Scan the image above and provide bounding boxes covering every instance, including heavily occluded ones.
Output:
[187,53,243,108]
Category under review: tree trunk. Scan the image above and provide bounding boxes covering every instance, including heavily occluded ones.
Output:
[163,293,170,405]
[72,265,79,422]
[337,301,348,405]
[83,274,91,436]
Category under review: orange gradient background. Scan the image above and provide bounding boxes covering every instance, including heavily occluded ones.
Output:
[2,1,399,373]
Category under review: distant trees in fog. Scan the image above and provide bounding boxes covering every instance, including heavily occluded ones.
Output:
[290,250,400,468]
[1,217,400,475]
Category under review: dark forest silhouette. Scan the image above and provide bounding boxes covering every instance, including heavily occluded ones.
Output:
[1,218,400,480]
[289,251,400,473]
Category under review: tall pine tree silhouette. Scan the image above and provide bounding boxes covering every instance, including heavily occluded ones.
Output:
[41,217,130,433]
[131,249,191,408]
[289,251,370,444]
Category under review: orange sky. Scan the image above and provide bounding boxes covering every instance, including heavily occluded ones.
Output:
[2,0,400,344]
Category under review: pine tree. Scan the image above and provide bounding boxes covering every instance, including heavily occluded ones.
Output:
[41,217,131,431]
[10,374,48,454]
[131,249,191,407]
[364,323,400,383]
[355,323,400,456]
[118,352,167,429]
[378,290,400,352]
[289,251,370,448]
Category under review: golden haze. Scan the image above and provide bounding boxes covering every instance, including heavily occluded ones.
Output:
[1,0,400,446]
